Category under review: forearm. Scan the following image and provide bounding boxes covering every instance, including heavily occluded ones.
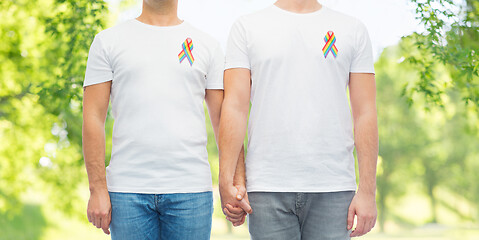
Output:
[233,145,246,186]
[218,101,248,186]
[205,90,224,146]
[354,111,378,195]
[83,118,107,193]
[207,90,246,187]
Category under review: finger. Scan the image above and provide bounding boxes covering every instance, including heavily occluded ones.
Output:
[359,220,371,237]
[101,211,111,235]
[229,217,244,223]
[366,217,377,234]
[235,186,246,201]
[243,193,250,205]
[239,198,253,214]
[347,207,355,230]
[94,216,102,229]
[371,217,377,229]
[221,206,226,215]
[87,212,92,223]
[350,216,365,237]
[223,207,244,219]
[241,214,246,224]
[234,214,246,227]
[226,212,244,222]
[226,204,245,214]
[363,220,373,235]
[226,215,243,223]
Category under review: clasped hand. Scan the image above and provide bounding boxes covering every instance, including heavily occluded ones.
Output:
[219,184,252,226]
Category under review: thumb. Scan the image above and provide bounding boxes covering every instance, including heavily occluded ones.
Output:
[239,198,253,214]
[347,205,355,230]
[235,185,246,201]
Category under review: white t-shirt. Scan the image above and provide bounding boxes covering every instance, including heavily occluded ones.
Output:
[225,5,375,192]
[84,20,224,194]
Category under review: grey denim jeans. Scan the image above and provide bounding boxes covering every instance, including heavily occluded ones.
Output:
[247,191,355,240]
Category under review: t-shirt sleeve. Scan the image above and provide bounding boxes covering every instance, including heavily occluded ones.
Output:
[225,19,250,70]
[206,43,225,89]
[350,20,375,74]
[83,35,113,87]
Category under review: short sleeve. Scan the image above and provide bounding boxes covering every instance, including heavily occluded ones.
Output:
[206,43,225,89]
[350,21,375,73]
[225,19,250,70]
[84,35,113,87]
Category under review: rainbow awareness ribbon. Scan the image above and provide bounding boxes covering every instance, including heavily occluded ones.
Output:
[322,31,338,58]
[178,38,194,66]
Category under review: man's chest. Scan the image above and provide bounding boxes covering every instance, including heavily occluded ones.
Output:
[109,36,210,83]
[247,21,355,70]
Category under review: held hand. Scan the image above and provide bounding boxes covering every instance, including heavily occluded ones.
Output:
[224,185,251,226]
[87,189,112,235]
[219,184,252,226]
[347,191,377,237]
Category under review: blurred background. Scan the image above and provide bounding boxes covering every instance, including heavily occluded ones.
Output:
[1,0,478,239]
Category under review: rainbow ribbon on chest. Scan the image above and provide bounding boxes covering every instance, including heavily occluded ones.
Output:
[322,31,338,58]
[178,38,194,66]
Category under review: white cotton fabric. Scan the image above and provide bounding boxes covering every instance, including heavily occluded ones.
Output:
[84,19,224,194]
[225,5,375,192]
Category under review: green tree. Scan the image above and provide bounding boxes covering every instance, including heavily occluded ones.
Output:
[0,0,108,216]
[406,0,479,107]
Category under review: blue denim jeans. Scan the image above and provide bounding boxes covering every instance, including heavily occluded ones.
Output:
[109,191,213,240]
[248,191,355,240]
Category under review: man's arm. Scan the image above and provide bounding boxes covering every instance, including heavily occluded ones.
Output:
[219,68,252,217]
[82,81,112,235]
[347,73,378,237]
[205,89,224,144]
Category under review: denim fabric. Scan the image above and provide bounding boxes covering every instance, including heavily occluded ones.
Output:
[248,191,355,240]
[109,191,213,240]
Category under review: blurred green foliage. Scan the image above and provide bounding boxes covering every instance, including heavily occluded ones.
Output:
[375,39,479,231]
[0,0,108,216]
[406,0,479,108]
[0,0,478,238]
